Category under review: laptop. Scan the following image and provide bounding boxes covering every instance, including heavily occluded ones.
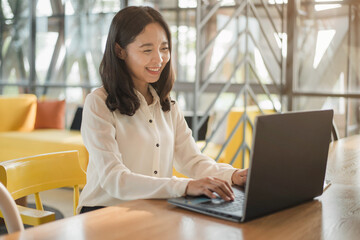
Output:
[168,109,334,222]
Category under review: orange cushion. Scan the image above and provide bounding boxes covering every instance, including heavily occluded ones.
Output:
[35,100,65,129]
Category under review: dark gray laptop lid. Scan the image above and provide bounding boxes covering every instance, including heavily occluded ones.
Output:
[243,109,333,221]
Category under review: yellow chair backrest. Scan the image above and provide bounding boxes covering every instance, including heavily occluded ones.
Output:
[173,107,276,177]
[220,106,276,169]
[0,151,86,226]
[0,94,37,132]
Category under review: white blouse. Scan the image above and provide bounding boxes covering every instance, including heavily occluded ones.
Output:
[77,86,236,212]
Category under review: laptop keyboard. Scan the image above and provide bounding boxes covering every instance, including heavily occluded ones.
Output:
[199,189,245,212]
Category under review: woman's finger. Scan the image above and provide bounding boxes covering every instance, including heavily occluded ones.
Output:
[214,177,233,193]
[203,188,217,199]
[208,180,234,201]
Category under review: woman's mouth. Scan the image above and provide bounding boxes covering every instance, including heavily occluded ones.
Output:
[146,67,161,75]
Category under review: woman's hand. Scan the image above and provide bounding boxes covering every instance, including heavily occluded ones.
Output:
[231,168,248,186]
[185,177,235,201]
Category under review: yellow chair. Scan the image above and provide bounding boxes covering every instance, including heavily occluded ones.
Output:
[220,107,275,169]
[0,151,86,226]
[194,106,275,170]
[173,107,275,177]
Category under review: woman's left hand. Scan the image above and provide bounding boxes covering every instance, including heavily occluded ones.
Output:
[231,168,248,186]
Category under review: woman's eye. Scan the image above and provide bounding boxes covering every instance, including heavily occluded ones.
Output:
[162,47,169,51]
[144,49,152,53]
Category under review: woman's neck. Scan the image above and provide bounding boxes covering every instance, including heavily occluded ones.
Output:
[135,84,153,105]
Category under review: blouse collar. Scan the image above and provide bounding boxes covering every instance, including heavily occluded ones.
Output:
[134,85,160,107]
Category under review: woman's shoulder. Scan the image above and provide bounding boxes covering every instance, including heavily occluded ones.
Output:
[88,87,107,99]
[83,87,110,111]
[85,87,108,103]
[170,99,177,109]
[169,99,182,117]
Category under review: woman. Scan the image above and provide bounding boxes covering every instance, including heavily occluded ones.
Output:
[78,6,248,214]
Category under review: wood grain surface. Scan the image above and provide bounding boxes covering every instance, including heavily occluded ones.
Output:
[2,135,360,240]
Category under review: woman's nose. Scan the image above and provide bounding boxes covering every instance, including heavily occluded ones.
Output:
[152,51,164,64]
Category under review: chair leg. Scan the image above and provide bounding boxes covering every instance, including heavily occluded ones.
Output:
[74,185,80,215]
[34,192,44,211]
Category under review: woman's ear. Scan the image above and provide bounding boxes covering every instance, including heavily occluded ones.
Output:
[115,43,127,60]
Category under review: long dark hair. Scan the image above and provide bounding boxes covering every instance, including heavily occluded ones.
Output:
[99,6,174,116]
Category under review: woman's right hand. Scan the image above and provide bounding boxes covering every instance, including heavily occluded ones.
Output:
[185,177,234,201]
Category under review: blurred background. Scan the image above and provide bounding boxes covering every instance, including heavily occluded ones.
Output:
[0,0,359,166]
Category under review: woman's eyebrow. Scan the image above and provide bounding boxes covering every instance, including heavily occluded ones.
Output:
[139,43,153,48]
[139,41,168,48]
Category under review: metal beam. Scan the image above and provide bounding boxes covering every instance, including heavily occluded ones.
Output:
[285,0,299,111]
[29,0,36,93]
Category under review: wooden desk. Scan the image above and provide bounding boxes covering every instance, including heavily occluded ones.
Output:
[2,136,360,240]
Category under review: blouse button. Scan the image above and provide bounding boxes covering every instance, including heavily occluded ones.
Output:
[149,119,153,123]
[154,170,158,174]
[156,143,159,147]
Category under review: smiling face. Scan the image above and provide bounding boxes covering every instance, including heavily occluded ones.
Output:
[117,22,170,94]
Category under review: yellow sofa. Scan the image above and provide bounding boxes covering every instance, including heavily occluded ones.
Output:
[0,94,88,171]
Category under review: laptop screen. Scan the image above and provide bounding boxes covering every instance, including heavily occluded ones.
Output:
[243,110,333,221]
